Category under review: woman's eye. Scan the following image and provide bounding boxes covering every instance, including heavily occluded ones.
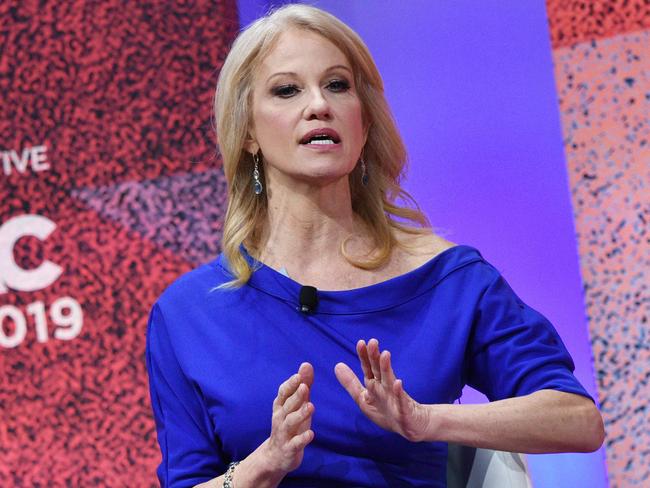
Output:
[272,84,300,98]
[327,79,350,92]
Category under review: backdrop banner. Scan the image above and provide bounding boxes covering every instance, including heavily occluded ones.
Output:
[0,1,236,485]
[548,1,650,485]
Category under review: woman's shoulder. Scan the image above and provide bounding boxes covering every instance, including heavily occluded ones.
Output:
[156,255,232,308]
[391,229,500,287]
[394,229,457,272]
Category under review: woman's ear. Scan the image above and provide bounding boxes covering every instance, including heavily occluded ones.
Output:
[362,122,371,147]
[244,142,259,155]
[244,132,259,155]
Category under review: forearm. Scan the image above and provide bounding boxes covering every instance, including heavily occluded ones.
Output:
[421,389,604,453]
[194,440,285,488]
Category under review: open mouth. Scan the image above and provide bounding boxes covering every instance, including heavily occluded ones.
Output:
[300,130,341,146]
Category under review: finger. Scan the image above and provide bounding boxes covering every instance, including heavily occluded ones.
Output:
[283,382,308,414]
[284,402,314,432]
[356,340,373,381]
[298,362,314,388]
[295,364,314,434]
[288,429,314,452]
[298,363,314,404]
[367,338,382,380]
[334,362,365,404]
[273,373,300,410]
[393,379,413,414]
[393,378,404,393]
[380,350,397,386]
[296,404,314,437]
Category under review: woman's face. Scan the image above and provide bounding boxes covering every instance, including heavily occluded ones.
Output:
[248,28,367,190]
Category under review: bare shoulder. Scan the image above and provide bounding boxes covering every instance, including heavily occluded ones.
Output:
[393,229,456,273]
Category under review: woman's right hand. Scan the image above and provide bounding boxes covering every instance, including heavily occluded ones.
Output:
[196,363,315,488]
[261,362,315,474]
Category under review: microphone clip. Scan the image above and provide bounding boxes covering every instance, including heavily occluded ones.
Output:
[298,285,318,313]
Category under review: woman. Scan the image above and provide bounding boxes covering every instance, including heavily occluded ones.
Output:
[146,5,604,487]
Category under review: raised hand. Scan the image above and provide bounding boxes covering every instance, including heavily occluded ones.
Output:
[262,362,315,474]
[334,339,431,442]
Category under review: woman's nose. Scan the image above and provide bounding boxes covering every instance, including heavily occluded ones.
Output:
[303,89,331,120]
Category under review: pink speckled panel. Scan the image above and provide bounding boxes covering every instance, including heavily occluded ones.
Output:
[72,169,228,266]
[553,30,649,486]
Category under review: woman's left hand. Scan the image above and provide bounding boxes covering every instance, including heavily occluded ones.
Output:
[334,338,432,442]
[335,340,605,453]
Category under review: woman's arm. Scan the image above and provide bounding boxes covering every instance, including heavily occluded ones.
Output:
[195,363,316,488]
[335,339,604,453]
[193,438,300,488]
[148,302,315,487]
[423,389,604,452]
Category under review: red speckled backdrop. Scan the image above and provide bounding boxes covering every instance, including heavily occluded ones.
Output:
[0,1,237,485]
[547,0,650,486]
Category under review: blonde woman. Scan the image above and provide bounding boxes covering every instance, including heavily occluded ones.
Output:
[146,5,604,487]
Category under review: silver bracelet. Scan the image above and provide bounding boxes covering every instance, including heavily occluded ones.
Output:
[223,461,240,488]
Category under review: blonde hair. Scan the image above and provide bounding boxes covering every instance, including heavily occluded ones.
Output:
[215,4,429,287]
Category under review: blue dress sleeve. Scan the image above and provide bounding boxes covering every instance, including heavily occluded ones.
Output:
[465,271,592,402]
[146,303,227,487]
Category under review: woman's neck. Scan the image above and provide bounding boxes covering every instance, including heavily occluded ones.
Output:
[256,177,372,280]
[250,176,446,290]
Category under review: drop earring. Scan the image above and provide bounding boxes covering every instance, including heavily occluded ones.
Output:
[253,152,263,195]
[360,157,369,186]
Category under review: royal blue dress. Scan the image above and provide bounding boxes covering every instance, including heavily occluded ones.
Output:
[146,245,590,487]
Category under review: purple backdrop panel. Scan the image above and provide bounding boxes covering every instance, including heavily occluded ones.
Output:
[238,1,608,486]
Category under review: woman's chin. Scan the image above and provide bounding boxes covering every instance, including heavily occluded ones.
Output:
[299,170,352,188]
[268,167,352,189]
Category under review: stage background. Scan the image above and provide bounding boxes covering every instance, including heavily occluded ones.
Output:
[1,0,647,486]
[1,1,237,486]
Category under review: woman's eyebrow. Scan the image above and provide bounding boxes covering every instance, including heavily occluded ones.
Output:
[266,71,297,83]
[265,64,352,84]
[325,64,352,75]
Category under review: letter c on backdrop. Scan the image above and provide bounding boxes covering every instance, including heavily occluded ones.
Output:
[0,214,63,294]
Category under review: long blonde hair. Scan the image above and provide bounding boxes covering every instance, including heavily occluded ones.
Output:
[215,4,429,287]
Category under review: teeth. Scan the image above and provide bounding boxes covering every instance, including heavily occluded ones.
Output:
[309,139,335,145]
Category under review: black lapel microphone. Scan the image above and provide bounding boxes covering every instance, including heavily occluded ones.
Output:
[299,286,318,313]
